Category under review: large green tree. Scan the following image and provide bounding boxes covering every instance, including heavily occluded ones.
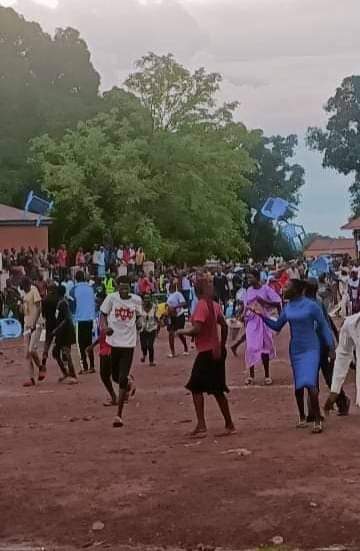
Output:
[0,7,100,204]
[30,50,305,262]
[125,53,305,260]
[30,88,254,263]
[307,76,360,214]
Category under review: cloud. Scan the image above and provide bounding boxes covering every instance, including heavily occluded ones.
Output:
[8,0,360,234]
[13,0,209,87]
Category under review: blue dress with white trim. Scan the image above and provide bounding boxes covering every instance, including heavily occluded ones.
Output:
[263,297,334,390]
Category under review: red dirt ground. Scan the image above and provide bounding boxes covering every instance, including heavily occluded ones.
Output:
[0,328,359,551]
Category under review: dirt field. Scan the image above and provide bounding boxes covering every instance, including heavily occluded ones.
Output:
[1,328,359,551]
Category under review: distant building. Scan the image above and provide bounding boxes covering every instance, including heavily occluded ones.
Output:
[304,237,356,260]
[341,217,360,259]
[0,203,51,250]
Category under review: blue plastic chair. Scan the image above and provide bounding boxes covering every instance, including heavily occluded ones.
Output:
[261,197,289,221]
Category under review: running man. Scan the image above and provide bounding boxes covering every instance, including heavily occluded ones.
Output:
[100,276,142,427]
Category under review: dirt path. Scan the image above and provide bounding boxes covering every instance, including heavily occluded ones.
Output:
[0,330,359,551]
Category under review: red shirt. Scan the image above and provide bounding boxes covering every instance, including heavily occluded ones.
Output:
[57,249,68,268]
[138,277,152,295]
[278,271,289,289]
[123,248,130,264]
[99,329,111,357]
[192,299,223,353]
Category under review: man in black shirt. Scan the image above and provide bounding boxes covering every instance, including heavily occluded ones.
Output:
[213,270,229,313]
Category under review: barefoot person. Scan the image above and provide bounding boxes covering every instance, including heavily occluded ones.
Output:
[177,275,235,437]
[243,269,282,385]
[21,277,43,386]
[253,279,335,434]
[100,276,142,428]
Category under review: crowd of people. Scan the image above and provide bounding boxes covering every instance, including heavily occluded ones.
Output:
[1,245,360,434]
[0,244,148,281]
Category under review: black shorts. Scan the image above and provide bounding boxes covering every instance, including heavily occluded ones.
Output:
[167,313,186,332]
[111,347,134,389]
[186,350,229,395]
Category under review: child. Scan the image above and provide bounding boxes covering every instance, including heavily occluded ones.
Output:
[140,295,159,366]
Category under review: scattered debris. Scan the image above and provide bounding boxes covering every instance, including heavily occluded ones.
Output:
[92,521,105,532]
[271,535,284,545]
[184,441,202,448]
[196,544,216,551]
[220,448,252,457]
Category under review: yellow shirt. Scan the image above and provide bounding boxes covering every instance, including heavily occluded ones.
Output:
[23,285,41,329]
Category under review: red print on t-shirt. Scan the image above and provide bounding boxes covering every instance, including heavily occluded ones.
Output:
[114,307,134,321]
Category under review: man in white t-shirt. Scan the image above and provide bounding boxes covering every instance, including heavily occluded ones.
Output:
[100,276,142,427]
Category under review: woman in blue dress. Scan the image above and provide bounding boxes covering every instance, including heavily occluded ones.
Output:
[252,279,335,433]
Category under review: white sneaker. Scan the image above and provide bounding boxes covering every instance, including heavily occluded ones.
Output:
[167,353,175,358]
[183,351,190,356]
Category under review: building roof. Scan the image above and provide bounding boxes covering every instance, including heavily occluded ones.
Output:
[0,203,51,226]
[341,217,360,231]
[304,237,356,257]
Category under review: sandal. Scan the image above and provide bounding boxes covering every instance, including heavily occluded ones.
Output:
[215,427,237,437]
[312,422,323,434]
[189,428,207,439]
[23,378,35,387]
[245,377,255,386]
[264,377,273,386]
[113,416,124,428]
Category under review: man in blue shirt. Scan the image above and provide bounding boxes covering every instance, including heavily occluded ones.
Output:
[72,271,96,374]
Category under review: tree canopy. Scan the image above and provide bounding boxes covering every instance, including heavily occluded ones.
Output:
[30,89,254,263]
[307,76,360,215]
[124,52,238,132]
[1,7,305,262]
[0,6,100,204]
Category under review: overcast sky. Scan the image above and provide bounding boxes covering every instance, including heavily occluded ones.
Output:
[3,0,358,236]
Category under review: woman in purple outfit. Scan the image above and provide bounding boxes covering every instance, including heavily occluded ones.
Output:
[243,269,282,385]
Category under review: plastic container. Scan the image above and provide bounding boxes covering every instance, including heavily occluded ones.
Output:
[0,318,23,340]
